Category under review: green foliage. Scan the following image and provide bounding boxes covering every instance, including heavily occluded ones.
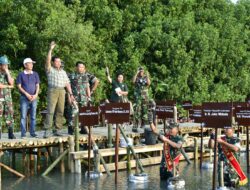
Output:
[0,0,249,127]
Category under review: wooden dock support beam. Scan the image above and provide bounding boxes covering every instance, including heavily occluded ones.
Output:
[194,137,198,161]
[59,143,65,173]
[68,136,75,173]
[127,147,131,174]
[0,162,25,178]
[119,125,145,173]
[42,149,69,176]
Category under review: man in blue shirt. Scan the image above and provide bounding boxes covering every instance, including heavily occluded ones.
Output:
[16,58,40,138]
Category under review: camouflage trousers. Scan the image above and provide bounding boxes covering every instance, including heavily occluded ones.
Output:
[0,100,14,130]
[218,165,239,187]
[64,102,87,127]
[133,97,148,128]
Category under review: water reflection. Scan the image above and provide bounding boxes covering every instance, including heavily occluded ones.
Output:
[2,154,250,190]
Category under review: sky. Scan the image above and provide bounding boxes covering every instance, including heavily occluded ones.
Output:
[231,0,238,3]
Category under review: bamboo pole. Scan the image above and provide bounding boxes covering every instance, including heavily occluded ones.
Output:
[75,114,80,152]
[127,147,131,174]
[45,147,53,163]
[107,124,113,148]
[68,136,75,173]
[246,126,249,173]
[200,123,204,169]
[219,161,224,187]
[0,162,25,178]
[194,137,198,161]
[0,151,2,190]
[30,149,35,176]
[42,149,69,176]
[119,125,145,173]
[0,163,1,190]
[37,148,41,172]
[84,126,111,176]
[180,148,191,164]
[212,128,218,190]
[59,143,65,173]
[88,126,91,177]
[174,106,178,123]
[115,124,120,184]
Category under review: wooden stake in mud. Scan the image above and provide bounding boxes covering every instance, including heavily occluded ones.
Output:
[88,126,92,177]
[212,128,218,190]
[115,124,120,184]
[104,103,130,185]
[59,143,65,173]
[200,123,204,169]
[246,126,249,173]
[78,106,99,177]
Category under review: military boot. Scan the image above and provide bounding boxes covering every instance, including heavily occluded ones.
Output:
[68,126,74,135]
[8,128,16,139]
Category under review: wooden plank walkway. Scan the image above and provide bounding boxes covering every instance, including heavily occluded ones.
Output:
[0,122,204,150]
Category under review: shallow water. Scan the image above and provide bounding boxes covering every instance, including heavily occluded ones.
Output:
[2,153,250,190]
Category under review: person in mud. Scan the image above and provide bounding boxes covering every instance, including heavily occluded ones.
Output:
[148,101,183,180]
[209,126,247,188]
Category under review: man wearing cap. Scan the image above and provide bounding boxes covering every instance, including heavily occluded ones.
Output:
[209,126,247,187]
[0,55,15,139]
[43,41,75,138]
[16,58,40,138]
[149,121,183,180]
[132,67,151,132]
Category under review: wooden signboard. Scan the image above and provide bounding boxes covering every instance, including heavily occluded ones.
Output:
[235,107,250,126]
[202,102,232,128]
[105,103,130,124]
[79,106,99,126]
[233,102,247,108]
[232,102,248,116]
[155,100,176,119]
[182,101,192,110]
[189,105,203,123]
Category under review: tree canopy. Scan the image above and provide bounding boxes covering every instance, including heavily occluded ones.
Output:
[0,0,249,125]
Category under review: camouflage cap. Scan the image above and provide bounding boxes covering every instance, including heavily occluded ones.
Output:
[148,99,156,107]
[168,121,179,129]
[0,56,10,65]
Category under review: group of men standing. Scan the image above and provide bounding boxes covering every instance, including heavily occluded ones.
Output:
[0,41,151,139]
[0,41,99,139]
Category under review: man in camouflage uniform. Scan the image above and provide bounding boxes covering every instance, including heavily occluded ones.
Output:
[209,126,247,187]
[132,67,150,132]
[66,61,90,134]
[0,56,16,139]
[159,123,183,180]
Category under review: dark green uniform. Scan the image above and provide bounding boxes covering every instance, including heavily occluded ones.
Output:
[160,135,183,180]
[0,72,14,132]
[66,73,89,127]
[110,80,128,103]
[218,135,241,187]
[134,75,149,128]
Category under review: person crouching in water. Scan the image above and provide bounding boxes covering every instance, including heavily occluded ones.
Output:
[147,100,183,180]
[209,126,247,188]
